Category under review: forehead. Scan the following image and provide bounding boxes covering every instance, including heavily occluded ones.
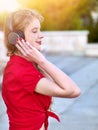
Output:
[26,18,41,29]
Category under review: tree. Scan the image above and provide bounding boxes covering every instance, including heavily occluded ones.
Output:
[17,0,96,31]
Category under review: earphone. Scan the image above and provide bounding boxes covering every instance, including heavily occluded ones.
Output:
[8,15,25,45]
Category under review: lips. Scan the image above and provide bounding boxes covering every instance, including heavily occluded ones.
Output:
[36,41,42,45]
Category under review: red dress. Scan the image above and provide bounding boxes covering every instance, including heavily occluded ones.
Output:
[2,55,60,130]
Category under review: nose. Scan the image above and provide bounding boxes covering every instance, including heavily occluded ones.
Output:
[39,31,44,39]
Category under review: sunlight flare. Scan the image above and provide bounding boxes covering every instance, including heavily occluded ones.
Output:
[0,0,20,12]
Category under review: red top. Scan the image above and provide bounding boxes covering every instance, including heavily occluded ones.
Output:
[2,55,60,130]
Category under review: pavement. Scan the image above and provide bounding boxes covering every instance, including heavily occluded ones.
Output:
[0,53,98,130]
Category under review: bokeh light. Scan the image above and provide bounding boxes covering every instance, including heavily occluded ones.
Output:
[0,0,20,12]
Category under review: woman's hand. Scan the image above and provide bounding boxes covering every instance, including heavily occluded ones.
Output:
[15,38,46,64]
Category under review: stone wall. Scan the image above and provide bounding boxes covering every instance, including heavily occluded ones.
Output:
[85,44,98,57]
[42,31,89,55]
[0,32,8,86]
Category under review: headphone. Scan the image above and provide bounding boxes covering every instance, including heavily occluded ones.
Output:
[8,15,25,45]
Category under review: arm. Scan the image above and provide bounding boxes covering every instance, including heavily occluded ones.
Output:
[36,59,81,98]
[16,39,81,98]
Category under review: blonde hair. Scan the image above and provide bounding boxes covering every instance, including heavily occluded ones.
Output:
[4,8,44,56]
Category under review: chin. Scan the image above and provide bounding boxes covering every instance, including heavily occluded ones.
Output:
[36,48,40,52]
[38,48,41,52]
[37,46,41,51]
[34,44,41,51]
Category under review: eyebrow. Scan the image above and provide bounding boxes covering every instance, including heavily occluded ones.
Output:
[32,27,40,30]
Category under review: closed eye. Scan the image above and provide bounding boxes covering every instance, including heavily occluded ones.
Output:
[32,27,40,33]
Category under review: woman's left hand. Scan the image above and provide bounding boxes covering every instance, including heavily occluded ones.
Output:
[15,38,46,64]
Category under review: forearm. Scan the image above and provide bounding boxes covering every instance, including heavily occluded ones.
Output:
[38,65,53,81]
[39,59,80,96]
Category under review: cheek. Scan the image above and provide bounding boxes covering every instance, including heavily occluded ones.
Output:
[25,33,36,43]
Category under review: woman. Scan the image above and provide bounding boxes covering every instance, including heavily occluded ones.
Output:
[2,8,81,130]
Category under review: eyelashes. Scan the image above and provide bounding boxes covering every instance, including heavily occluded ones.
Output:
[32,31,37,33]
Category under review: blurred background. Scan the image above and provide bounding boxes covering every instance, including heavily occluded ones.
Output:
[0,0,98,43]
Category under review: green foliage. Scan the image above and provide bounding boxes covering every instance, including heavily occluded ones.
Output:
[17,0,96,30]
[0,0,96,31]
[88,20,98,43]
[18,0,65,30]
[1,0,98,42]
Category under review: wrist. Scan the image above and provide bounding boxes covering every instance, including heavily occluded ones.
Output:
[38,58,48,70]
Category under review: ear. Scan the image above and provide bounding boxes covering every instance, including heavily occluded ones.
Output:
[15,30,25,39]
[8,31,25,45]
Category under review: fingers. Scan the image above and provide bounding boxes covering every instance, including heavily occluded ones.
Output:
[15,38,33,57]
[15,37,46,64]
[15,38,26,56]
